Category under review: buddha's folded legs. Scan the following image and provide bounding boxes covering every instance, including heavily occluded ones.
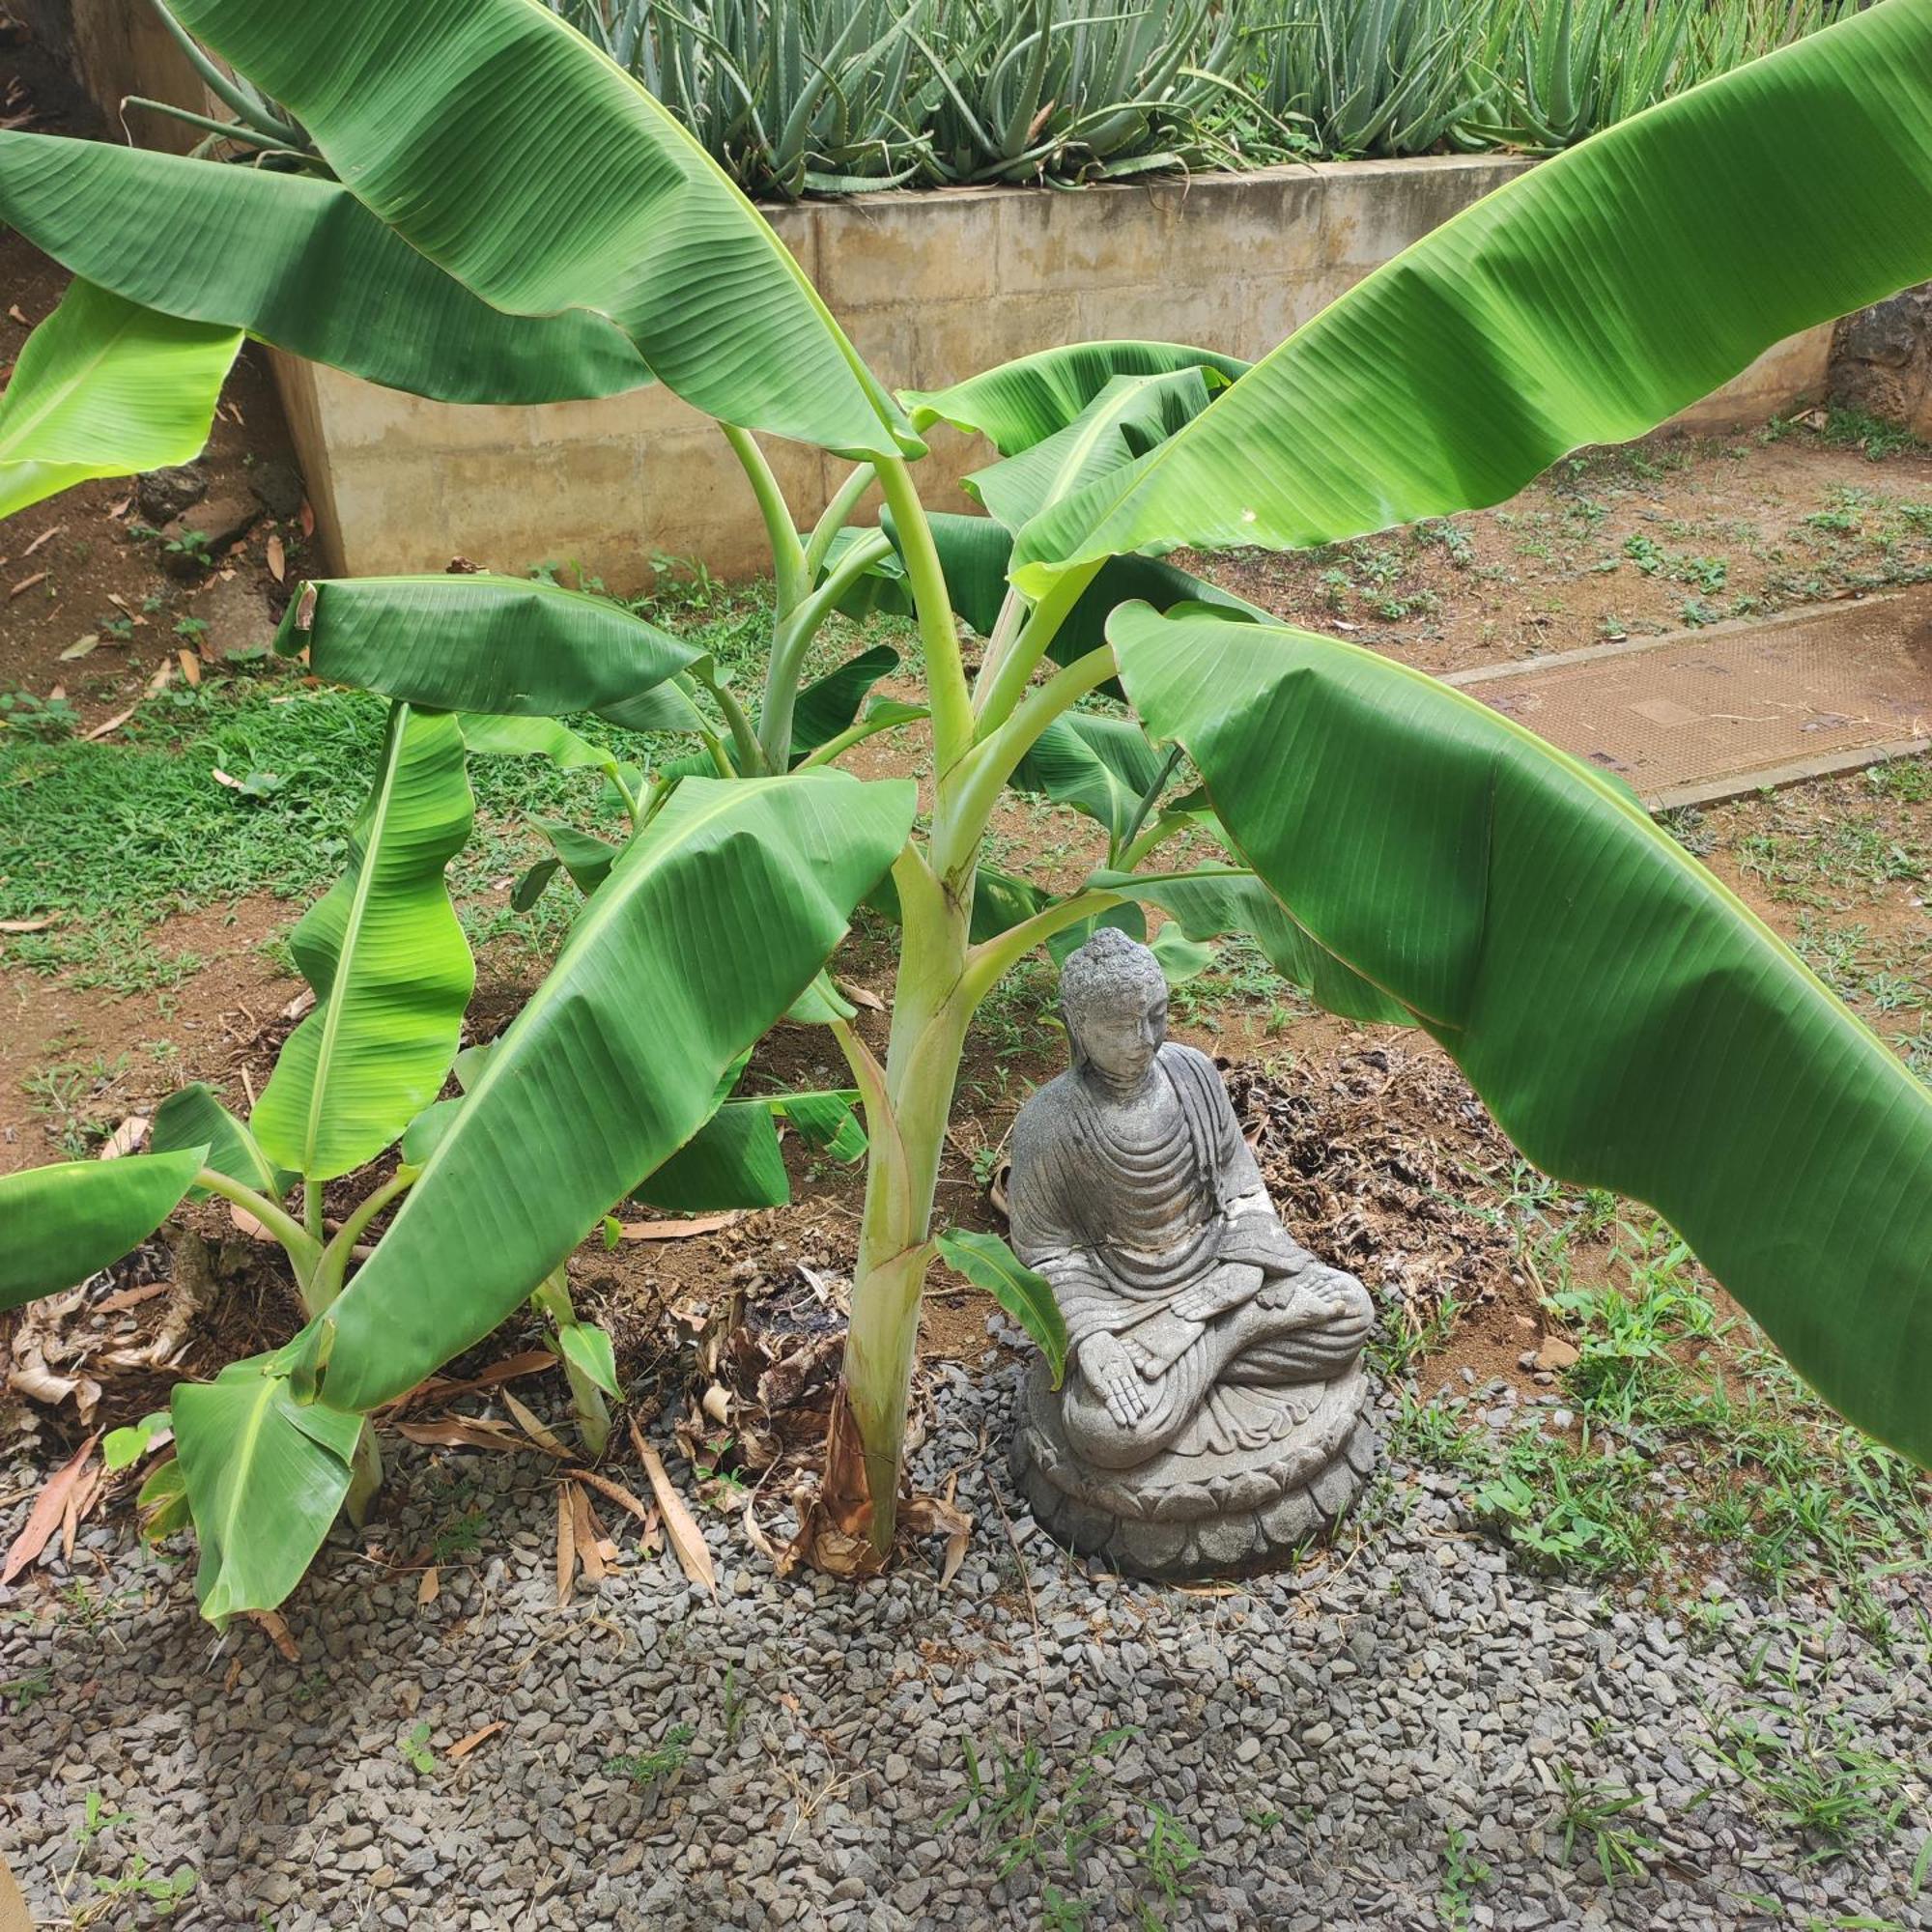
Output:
[1060,1266,1373,1469]
[1220,1267,1373,1385]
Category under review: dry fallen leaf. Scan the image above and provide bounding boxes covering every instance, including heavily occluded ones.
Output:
[58,634,98,660]
[0,917,54,934]
[417,1565,440,1608]
[395,1414,529,1453]
[97,1280,172,1316]
[282,987,317,1022]
[447,1720,506,1762]
[630,1420,716,1597]
[554,1480,577,1607]
[299,499,315,540]
[1536,1335,1580,1371]
[251,1608,300,1662]
[2,1435,99,1585]
[567,1465,655,1529]
[61,1468,100,1562]
[618,1211,738,1242]
[391,1350,557,1413]
[99,1115,150,1160]
[22,523,63,556]
[501,1391,570,1458]
[178,650,201,687]
[8,571,45,598]
[904,1488,972,1588]
[266,532,286,582]
[7,302,28,325]
[83,660,172,742]
[571,1484,607,1583]
[838,980,886,1011]
[228,1203,274,1241]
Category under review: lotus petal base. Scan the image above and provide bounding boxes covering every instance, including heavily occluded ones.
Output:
[1009,1358,1378,1580]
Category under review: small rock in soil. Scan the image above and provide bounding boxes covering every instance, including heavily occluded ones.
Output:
[136,461,208,525]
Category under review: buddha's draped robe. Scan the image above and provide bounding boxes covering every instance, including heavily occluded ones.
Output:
[1009,1042,1368,1466]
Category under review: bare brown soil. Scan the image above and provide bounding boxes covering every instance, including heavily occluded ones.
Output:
[1197,427,1932,676]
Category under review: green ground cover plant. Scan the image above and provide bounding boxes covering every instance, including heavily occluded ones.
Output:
[0,0,1928,1620]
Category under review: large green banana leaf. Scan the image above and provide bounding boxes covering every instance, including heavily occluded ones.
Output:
[1111,602,1932,1464]
[638,1086,867,1212]
[0,1150,207,1311]
[902,341,1248,455]
[1011,712,1168,849]
[171,1355,362,1619]
[166,0,916,460]
[968,371,1218,535]
[790,645,902,762]
[0,132,652,406]
[458,713,636,801]
[252,707,474,1182]
[280,576,696,716]
[1093,865,1409,1026]
[311,772,916,1410]
[151,1082,296,1203]
[0,280,240,520]
[1011,0,1932,594]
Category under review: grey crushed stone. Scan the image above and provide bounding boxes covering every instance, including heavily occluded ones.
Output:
[1,1359,1927,1931]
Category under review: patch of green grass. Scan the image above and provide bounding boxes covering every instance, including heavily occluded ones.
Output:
[1438,1822,1491,1927]
[606,1722,696,1790]
[1394,1192,1931,1630]
[1552,1768,1662,1887]
[942,1725,1203,1930]
[1817,410,1928,464]
[1704,1667,1916,1861]
[2,686,81,743]
[2,582,920,989]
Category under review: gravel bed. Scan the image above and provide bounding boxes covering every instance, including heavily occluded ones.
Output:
[2,1361,1928,1931]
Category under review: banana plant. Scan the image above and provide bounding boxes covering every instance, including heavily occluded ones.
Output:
[4,0,1932,1594]
[0,599,910,1618]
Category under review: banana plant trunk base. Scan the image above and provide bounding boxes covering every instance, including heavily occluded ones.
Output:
[1009,1359,1378,1579]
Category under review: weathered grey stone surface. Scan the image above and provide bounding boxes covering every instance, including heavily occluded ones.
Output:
[1832,284,1932,435]
[1006,930,1378,1577]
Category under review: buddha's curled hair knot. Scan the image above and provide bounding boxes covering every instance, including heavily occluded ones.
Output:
[1059,926,1167,1047]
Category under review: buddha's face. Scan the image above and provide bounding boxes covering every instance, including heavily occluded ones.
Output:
[1073,986,1168,1083]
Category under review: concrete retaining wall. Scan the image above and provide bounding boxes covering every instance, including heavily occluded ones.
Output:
[18,0,213,154]
[276,156,1833,587]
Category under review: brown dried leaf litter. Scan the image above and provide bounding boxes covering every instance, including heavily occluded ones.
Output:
[1222,1043,1526,1332]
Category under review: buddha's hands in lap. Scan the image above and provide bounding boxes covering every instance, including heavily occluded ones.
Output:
[1078,1331,1150,1427]
[1173,1260,1264,1322]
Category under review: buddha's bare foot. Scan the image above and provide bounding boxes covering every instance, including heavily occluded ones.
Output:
[1284,1267,1363,1329]
[1174,1261,1264,1322]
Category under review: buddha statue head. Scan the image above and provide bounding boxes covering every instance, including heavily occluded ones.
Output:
[1060,926,1169,1086]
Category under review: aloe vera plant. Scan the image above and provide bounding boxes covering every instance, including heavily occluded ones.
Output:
[2,0,1930,1604]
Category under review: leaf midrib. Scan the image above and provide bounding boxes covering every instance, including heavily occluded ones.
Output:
[301,704,410,1175]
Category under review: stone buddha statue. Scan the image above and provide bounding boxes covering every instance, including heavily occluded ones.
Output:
[1006,927,1379,1577]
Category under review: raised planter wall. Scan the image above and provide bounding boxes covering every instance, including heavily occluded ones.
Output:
[277,156,1833,587]
[18,0,211,153]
